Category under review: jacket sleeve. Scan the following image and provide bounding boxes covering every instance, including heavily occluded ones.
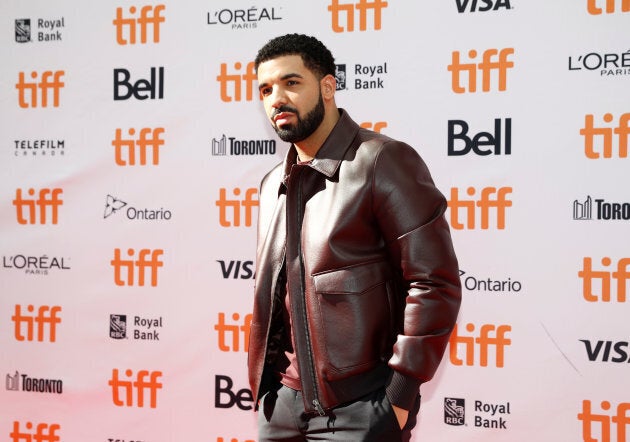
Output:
[371,140,462,410]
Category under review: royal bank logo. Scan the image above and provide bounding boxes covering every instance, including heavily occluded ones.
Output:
[104,195,172,221]
[573,195,630,220]
[206,6,282,29]
[110,314,127,339]
[15,19,31,43]
[335,64,347,90]
[211,135,277,156]
[444,398,466,426]
[14,17,65,43]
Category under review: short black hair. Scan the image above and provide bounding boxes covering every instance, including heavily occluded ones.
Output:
[254,33,336,79]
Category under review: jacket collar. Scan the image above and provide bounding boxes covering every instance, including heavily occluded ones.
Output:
[281,109,360,185]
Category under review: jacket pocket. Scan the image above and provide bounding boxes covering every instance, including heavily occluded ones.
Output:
[312,260,393,379]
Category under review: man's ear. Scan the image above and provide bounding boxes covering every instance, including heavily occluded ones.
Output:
[321,74,336,99]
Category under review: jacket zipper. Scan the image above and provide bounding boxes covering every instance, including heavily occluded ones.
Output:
[293,166,325,416]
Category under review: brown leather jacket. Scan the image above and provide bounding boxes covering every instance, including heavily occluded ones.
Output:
[248,110,461,415]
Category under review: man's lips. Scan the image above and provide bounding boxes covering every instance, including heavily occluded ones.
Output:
[273,112,294,126]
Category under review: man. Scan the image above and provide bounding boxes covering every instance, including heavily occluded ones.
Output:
[248,34,461,441]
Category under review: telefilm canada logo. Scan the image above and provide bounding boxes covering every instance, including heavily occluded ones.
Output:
[15,17,65,43]
[573,195,630,221]
[444,397,512,429]
[334,61,389,90]
[104,195,172,221]
[14,139,65,157]
[206,6,282,29]
[211,134,277,156]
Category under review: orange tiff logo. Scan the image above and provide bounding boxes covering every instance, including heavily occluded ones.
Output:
[13,188,63,225]
[447,186,512,230]
[10,422,60,442]
[448,48,514,93]
[328,0,388,32]
[112,127,165,166]
[216,188,258,227]
[449,323,511,368]
[360,121,387,133]
[578,257,629,303]
[109,369,162,408]
[580,113,630,159]
[216,61,257,102]
[15,71,64,108]
[214,312,252,352]
[12,305,61,342]
[587,0,630,14]
[113,5,165,44]
[111,248,164,287]
[578,400,630,442]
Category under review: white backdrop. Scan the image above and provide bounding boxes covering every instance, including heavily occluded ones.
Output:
[1,1,628,441]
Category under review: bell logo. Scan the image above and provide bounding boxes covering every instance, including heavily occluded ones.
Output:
[108,369,162,408]
[110,248,164,287]
[15,70,64,108]
[113,5,165,45]
[13,188,63,225]
[328,0,388,33]
[448,118,512,156]
[113,67,164,101]
[578,257,629,303]
[216,188,258,227]
[12,305,61,342]
[214,312,252,352]
[112,127,165,166]
[447,48,514,93]
[10,422,60,442]
[587,0,630,14]
[216,62,257,102]
[578,400,630,442]
[449,323,511,367]
[360,121,387,133]
[580,113,630,159]
[447,186,512,230]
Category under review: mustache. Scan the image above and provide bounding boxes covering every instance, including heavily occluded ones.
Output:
[271,105,299,119]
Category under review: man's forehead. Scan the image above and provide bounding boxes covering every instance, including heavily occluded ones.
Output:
[257,55,307,79]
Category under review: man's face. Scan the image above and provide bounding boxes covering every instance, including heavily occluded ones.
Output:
[257,55,325,144]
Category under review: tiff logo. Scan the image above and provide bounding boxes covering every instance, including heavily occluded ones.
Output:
[578,257,629,303]
[214,312,252,352]
[360,121,387,133]
[15,71,64,108]
[216,188,258,227]
[448,48,514,93]
[13,188,63,225]
[112,127,165,166]
[587,0,630,14]
[10,422,60,442]
[216,62,257,102]
[328,0,388,32]
[580,113,630,159]
[111,248,164,287]
[449,323,511,367]
[113,5,165,45]
[109,369,162,408]
[447,186,512,230]
[578,400,630,442]
[12,305,61,342]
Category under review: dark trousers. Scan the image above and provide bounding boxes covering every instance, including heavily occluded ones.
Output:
[258,384,421,441]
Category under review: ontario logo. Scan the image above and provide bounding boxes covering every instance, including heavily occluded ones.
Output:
[104,195,172,221]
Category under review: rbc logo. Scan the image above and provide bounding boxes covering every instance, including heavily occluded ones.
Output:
[444,398,466,426]
[328,0,388,32]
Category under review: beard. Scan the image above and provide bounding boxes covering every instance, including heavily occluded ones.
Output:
[271,93,325,144]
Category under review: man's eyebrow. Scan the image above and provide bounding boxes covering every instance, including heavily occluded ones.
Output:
[258,72,304,90]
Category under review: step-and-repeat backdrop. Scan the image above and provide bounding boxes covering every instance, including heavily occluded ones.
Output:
[1,1,628,441]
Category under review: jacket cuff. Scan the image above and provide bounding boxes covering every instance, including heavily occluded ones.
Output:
[385,371,422,411]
